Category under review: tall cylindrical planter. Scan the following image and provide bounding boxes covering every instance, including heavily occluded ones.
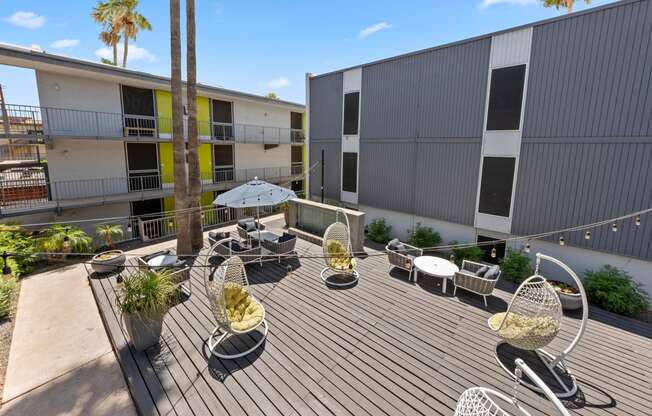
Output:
[123,311,164,351]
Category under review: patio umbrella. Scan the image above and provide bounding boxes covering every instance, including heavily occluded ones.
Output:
[212,177,297,239]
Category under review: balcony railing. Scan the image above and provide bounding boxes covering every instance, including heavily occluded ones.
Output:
[0,104,305,144]
[291,162,303,175]
[0,144,44,163]
[0,165,298,213]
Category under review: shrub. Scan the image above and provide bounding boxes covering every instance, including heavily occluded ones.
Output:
[0,278,17,318]
[367,218,392,244]
[118,269,177,315]
[40,225,92,254]
[584,265,649,317]
[0,226,38,277]
[408,223,441,248]
[96,224,124,248]
[449,240,484,267]
[499,248,533,283]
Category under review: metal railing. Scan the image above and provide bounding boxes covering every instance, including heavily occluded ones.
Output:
[0,166,296,213]
[0,144,43,162]
[291,162,303,175]
[1,103,306,144]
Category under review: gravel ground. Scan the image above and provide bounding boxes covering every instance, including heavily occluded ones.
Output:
[0,280,20,407]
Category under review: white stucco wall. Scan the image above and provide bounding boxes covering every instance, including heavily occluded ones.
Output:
[233,100,292,128]
[47,139,127,181]
[232,143,291,182]
[56,202,133,244]
[359,204,476,245]
[36,71,122,113]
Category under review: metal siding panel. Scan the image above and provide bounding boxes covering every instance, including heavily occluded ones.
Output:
[309,140,341,200]
[523,0,652,138]
[309,73,343,141]
[512,138,652,261]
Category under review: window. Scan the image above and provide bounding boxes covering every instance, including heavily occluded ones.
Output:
[213,144,233,166]
[486,65,526,131]
[121,86,155,116]
[343,92,359,135]
[478,157,516,217]
[291,146,303,164]
[477,235,506,264]
[291,112,303,130]
[212,100,232,123]
[342,152,358,193]
[126,143,158,171]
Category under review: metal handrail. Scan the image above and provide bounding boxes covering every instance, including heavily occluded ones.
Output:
[0,144,43,162]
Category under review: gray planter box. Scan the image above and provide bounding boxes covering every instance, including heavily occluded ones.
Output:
[91,250,126,274]
[557,291,583,311]
[123,311,164,351]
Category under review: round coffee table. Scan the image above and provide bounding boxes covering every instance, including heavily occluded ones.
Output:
[413,256,459,293]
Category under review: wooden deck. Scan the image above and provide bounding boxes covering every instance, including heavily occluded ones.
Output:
[88,227,652,416]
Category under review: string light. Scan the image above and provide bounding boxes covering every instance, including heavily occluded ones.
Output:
[449,254,455,262]
[127,224,132,233]
[612,222,618,232]
[559,236,565,246]
[635,216,641,226]
[490,247,497,258]
[585,231,591,240]
[1,252,11,277]
[524,242,531,253]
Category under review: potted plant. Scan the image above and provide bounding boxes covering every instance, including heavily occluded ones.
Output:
[279,201,290,226]
[92,224,126,273]
[40,225,92,261]
[118,269,176,351]
[548,279,582,311]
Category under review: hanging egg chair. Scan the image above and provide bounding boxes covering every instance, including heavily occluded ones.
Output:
[454,358,571,416]
[488,253,588,398]
[321,208,359,287]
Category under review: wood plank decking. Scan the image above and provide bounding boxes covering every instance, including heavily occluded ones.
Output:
[88,232,652,416]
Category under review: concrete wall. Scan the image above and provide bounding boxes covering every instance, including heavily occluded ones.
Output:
[233,143,291,181]
[233,100,292,128]
[36,71,122,113]
[55,202,133,245]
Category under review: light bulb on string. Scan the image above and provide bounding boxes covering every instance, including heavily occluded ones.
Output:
[490,246,497,258]
[559,236,565,246]
[612,222,618,232]
[127,223,132,233]
[449,254,455,262]
[635,216,641,226]
[524,242,531,253]
[585,231,591,240]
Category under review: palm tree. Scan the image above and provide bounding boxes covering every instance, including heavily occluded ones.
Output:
[186,0,203,251]
[541,0,590,13]
[96,224,124,248]
[92,1,121,65]
[170,0,191,255]
[112,0,152,67]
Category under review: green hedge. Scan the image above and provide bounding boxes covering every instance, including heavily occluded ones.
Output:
[367,218,392,244]
[499,248,533,283]
[408,223,441,248]
[584,265,649,317]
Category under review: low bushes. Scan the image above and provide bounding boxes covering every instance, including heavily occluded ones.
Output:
[584,265,649,317]
[0,225,38,277]
[499,248,533,283]
[39,225,92,255]
[449,240,484,267]
[0,278,17,318]
[408,223,441,248]
[367,218,392,244]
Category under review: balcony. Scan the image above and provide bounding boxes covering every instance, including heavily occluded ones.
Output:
[0,165,299,216]
[0,104,306,145]
[0,144,45,165]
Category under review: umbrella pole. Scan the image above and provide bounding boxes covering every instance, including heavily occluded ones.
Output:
[257,205,260,241]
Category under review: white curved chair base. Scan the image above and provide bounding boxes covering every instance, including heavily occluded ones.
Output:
[320,268,359,287]
[208,320,268,359]
[493,341,578,399]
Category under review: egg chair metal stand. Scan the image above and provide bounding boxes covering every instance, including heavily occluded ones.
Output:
[454,358,571,416]
[204,247,268,360]
[489,253,588,398]
[320,209,359,287]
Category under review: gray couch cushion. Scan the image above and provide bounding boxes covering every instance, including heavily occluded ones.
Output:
[237,218,254,228]
[387,238,401,250]
[244,221,257,232]
[484,265,500,280]
[475,265,489,277]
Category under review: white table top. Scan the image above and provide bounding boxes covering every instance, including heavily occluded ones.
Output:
[147,254,178,267]
[248,230,281,242]
[413,256,459,277]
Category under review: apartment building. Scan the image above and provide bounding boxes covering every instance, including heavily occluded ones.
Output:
[0,43,306,240]
[307,0,652,292]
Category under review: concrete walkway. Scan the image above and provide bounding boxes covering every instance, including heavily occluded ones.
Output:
[0,263,136,415]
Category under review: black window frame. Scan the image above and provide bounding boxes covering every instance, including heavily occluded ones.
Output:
[478,156,516,217]
[126,142,158,171]
[121,85,155,116]
[213,144,234,167]
[290,112,303,130]
[212,99,233,124]
[486,64,526,131]
[343,92,360,135]
[342,152,358,193]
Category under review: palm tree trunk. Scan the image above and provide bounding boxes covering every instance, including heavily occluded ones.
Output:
[113,43,118,66]
[170,0,191,255]
[186,0,203,251]
[123,36,129,67]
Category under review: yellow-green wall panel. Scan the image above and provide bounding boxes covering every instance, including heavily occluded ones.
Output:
[197,96,211,137]
[201,191,213,207]
[164,196,175,212]
[199,143,212,178]
[159,143,174,183]
[156,90,172,135]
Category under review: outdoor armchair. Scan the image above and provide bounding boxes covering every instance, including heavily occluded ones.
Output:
[385,238,423,280]
[452,260,501,307]
[213,238,262,266]
[260,232,297,263]
[236,217,266,241]
[136,249,191,295]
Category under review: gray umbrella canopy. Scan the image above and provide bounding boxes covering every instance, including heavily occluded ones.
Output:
[212,178,297,208]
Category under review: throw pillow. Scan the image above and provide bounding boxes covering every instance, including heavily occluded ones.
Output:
[475,265,489,277]
[387,238,400,250]
[484,265,500,280]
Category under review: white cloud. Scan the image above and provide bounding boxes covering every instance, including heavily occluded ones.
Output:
[4,11,45,29]
[95,44,156,63]
[480,0,537,8]
[50,39,79,49]
[265,77,290,89]
[359,22,393,39]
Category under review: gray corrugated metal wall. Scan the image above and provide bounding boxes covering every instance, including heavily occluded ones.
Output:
[523,0,652,138]
[309,140,341,201]
[512,138,652,260]
[360,38,490,140]
[309,73,343,141]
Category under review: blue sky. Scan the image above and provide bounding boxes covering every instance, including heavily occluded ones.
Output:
[0,0,615,106]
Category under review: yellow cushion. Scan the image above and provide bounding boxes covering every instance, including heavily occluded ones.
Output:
[489,312,560,341]
[221,282,264,332]
[326,240,356,271]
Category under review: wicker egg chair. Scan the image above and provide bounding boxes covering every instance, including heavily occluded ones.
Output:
[455,358,571,416]
[204,251,268,359]
[321,209,359,287]
[488,253,588,398]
